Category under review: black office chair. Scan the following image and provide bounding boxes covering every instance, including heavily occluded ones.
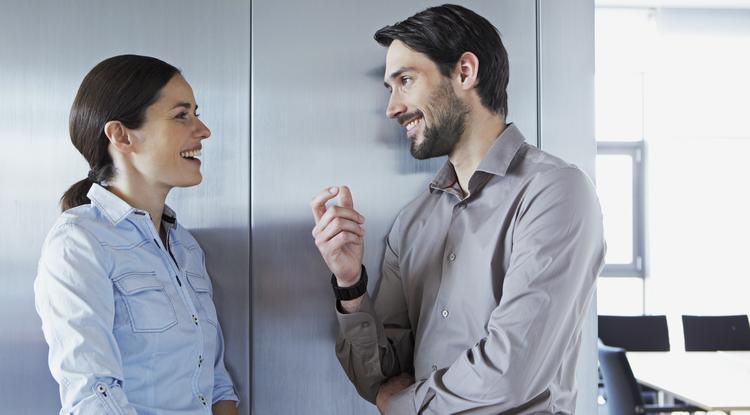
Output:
[682,314,750,351]
[598,315,671,351]
[598,314,671,406]
[598,344,702,415]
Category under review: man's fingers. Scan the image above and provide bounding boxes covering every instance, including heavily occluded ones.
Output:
[338,185,354,209]
[314,205,364,236]
[310,186,340,223]
[316,217,364,243]
[326,231,363,251]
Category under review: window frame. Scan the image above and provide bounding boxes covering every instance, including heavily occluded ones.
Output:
[597,140,646,278]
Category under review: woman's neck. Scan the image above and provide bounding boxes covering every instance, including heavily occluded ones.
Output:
[107,176,170,237]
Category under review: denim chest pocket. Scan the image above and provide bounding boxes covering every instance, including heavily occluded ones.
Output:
[185,271,219,327]
[114,271,178,332]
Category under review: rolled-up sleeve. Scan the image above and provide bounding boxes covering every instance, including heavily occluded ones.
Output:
[335,216,414,403]
[34,222,137,414]
[211,320,240,405]
[387,167,605,414]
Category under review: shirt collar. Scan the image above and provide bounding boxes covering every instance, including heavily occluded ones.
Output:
[429,123,527,192]
[87,183,177,226]
[475,123,526,177]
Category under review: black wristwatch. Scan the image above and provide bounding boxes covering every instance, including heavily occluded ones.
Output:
[331,265,368,301]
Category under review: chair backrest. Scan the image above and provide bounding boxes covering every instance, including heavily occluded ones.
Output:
[598,344,644,415]
[682,315,750,351]
[598,315,671,351]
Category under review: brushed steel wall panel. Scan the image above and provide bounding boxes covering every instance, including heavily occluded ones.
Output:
[251,1,536,413]
[538,0,598,413]
[0,1,250,413]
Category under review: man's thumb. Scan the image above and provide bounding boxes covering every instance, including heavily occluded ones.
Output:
[338,185,354,208]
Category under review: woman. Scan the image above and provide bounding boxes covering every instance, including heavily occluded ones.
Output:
[34,55,239,415]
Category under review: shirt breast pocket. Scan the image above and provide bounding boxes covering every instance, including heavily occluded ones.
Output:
[113,271,178,332]
[185,271,219,327]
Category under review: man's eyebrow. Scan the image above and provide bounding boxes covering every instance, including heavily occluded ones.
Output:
[383,66,416,88]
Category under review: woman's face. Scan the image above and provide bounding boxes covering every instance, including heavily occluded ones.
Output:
[129,74,211,189]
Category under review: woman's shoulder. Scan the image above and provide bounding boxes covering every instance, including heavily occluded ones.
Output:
[52,203,105,230]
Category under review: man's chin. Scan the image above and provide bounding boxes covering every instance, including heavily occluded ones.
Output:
[410,142,433,160]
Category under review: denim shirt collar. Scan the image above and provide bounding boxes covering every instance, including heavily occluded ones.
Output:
[87,183,177,226]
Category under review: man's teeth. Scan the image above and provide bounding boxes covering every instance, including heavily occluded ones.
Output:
[406,117,422,131]
[180,149,202,158]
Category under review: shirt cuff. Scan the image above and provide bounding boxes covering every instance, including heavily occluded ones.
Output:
[212,385,240,406]
[335,294,381,344]
[385,382,419,415]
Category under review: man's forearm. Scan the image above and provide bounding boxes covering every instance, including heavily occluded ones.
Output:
[212,400,238,415]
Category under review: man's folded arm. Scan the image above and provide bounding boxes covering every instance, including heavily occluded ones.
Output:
[335,218,414,403]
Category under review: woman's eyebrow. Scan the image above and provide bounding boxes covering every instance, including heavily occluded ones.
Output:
[170,102,193,110]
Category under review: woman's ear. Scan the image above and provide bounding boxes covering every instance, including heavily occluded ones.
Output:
[456,51,479,90]
[104,121,134,155]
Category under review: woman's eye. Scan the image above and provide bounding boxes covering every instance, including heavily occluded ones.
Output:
[176,112,189,120]
[402,76,412,85]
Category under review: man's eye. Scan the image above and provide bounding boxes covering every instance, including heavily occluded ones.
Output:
[401,76,412,85]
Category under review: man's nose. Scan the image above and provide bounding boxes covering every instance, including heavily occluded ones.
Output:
[386,93,406,119]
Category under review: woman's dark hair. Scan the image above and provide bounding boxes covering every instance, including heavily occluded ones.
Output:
[374,4,509,116]
[60,54,180,211]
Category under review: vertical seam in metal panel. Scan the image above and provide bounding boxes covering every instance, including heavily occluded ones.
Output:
[535,0,542,149]
[248,2,254,414]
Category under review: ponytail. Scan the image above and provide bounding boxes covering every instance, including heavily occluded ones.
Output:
[59,164,116,211]
[60,177,95,211]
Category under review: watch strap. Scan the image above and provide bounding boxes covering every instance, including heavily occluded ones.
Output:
[331,265,368,301]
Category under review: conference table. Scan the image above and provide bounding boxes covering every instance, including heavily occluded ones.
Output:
[627,351,750,413]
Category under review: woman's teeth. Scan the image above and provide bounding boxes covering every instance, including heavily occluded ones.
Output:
[406,117,422,131]
[180,149,202,158]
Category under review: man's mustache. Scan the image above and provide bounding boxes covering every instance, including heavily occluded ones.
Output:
[397,111,424,126]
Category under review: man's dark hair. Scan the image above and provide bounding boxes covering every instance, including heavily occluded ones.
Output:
[374,4,509,117]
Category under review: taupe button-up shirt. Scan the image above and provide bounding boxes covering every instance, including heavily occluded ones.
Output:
[336,124,605,414]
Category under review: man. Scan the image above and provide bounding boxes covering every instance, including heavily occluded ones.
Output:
[310,4,605,414]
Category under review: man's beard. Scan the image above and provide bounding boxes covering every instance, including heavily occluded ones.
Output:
[410,80,470,160]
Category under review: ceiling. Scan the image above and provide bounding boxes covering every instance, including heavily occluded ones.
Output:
[597,0,750,8]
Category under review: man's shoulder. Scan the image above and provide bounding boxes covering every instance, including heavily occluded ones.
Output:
[514,144,573,177]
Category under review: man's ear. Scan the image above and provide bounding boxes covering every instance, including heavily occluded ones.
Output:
[455,51,479,90]
[104,121,135,155]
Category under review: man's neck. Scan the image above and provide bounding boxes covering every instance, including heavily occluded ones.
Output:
[108,173,170,237]
[449,110,506,198]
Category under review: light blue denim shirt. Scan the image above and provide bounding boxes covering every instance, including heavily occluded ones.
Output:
[34,184,238,414]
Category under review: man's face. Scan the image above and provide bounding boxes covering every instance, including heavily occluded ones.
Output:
[383,40,469,160]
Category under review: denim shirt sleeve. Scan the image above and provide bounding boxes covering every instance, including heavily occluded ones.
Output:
[34,221,138,414]
[212,321,240,405]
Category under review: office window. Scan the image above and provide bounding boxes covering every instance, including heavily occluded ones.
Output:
[595,10,651,279]
[595,6,750,320]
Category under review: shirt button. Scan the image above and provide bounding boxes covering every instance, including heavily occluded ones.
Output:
[198,355,204,367]
[198,394,207,405]
[431,365,437,372]
[441,309,449,318]
[448,252,456,262]
[192,315,199,325]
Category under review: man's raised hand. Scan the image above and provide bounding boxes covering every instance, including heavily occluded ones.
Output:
[310,186,365,286]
